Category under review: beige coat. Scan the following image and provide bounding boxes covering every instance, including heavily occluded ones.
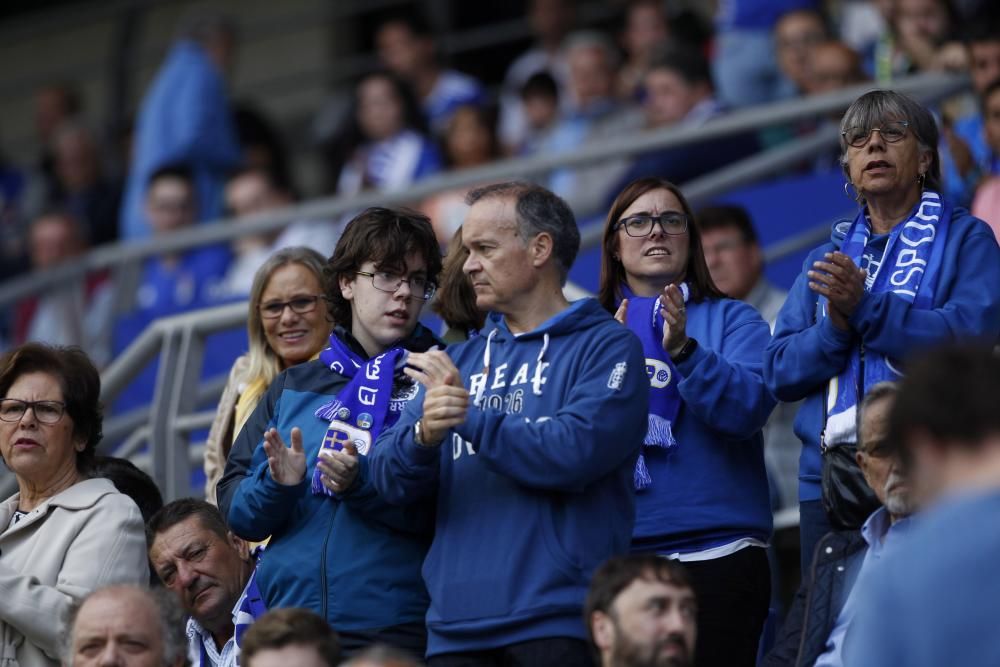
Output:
[0,477,149,667]
[204,355,249,506]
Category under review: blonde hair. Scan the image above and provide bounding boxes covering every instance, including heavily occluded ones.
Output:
[242,246,330,393]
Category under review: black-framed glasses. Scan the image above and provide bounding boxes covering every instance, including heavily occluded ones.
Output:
[0,399,67,424]
[842,120,910,148]
[259,295,324,319]
[356,271,437,301]
[615,213,689,237]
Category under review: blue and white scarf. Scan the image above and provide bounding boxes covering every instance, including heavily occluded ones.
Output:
[311,333,409,496]
[822,190,951,445]
[621,284,690,490]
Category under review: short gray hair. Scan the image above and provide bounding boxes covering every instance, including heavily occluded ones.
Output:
[465,181,580,285]
[562,30,620,69]
[839,90,942,192]
[857,381,900,449]
[64,585,188,667]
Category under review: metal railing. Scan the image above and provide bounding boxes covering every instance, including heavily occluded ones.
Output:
[0,70,968,311]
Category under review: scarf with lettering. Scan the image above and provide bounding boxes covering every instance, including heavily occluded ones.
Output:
[822,190,950,445]
[621,284,690,490]
[311,332,409,496]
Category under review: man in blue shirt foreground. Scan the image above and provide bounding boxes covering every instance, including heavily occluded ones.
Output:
[844,344,1000,667]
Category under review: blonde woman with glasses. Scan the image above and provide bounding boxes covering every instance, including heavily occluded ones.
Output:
[204,246,331,504]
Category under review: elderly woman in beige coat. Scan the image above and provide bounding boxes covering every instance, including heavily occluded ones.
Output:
[0,343,148,667]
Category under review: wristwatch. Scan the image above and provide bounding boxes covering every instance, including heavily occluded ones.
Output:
[670,337,698,364]
[414,419,438,448]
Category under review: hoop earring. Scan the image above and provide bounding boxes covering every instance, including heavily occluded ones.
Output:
[843,181,863,204]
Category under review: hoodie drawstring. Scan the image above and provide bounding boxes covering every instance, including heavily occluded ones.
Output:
[474,329,498,407]
[531,333,549,396]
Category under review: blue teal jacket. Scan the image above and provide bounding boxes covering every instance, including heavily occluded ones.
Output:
[369,299,649,657]
[217,327,438,632]
[764,208,1000,502]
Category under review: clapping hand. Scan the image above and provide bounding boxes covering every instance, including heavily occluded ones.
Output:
[263,427,306,486]
[406,350,469,447]
[317,442,359,494]
[660,284,689,357]
[808,252,866,330]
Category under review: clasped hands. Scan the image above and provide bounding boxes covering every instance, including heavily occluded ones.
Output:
[404,350,469,447]
[614,284,689,357]
[807,251,866,330]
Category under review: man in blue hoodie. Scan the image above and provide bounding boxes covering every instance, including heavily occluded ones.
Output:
[369,182,649,666]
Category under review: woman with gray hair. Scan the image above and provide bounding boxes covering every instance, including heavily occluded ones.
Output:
[204,246,332,504]
[764,89,1000,572]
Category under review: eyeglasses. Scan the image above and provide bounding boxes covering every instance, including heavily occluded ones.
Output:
[0,399,67,424]
[259,295,324,319]
[357,271,437,301]
[615,213,689,237]
[842,120,910,148]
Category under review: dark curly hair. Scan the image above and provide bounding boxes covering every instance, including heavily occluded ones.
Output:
[323,207,442,330]
[0,343,103,472]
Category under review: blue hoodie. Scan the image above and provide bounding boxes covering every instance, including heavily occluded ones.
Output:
[631,297,776,554]
[369,298,649,656]
[764,208,1000,503]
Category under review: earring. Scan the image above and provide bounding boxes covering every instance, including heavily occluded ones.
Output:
[843,181,863,204]
[918,172,926,190]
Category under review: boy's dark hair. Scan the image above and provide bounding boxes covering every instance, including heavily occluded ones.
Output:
[323,207,442,329]
[889,344,1000,462]
[242,608,341,667]
[696,204,760,244]
[147,162,194,190]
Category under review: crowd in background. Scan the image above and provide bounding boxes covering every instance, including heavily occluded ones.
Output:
[1,2,1000,665]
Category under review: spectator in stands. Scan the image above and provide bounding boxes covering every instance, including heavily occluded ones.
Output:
[774,8,830,96]
[421,105,501,243]
[0,343,149,667]
[764,381,916,667]
[764,89,1000,574]
[808,40,867,96]
[711,0,821,108]
[148,499,262,667]
[204,247,332,504]
[126,164,230,325]
[220,167,339,296]
[515,71,561,156]
[64,584,188,667]
[543,31,642,218]
[586,554,697,667]
[844,344,1000,667]
[88,455,164,525]
[873,0,962,81]
[616,0,671,101]
[431,227,484,344]
[242,608,341,667]
[49,122,121,248]
[942,17,1000,206]
[375,13,487,137]
[233,103,295,196]
[33,82,83,194]
[0,142,29,282]
[600,177,774,667]
[12,211,114,367]
[327,72,442,197]
[971,79,1000,239]
[697,204,798,509]
[218,208,442,657]
[341,645,423,667]
[370,182,648,666]
[607,44,759,206]
[119,11,241,240]
[497,0,574,153]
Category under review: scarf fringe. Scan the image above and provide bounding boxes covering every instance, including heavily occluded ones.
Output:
[634,453,652,490]
[315,399,345,422]
[645,413,677,448]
